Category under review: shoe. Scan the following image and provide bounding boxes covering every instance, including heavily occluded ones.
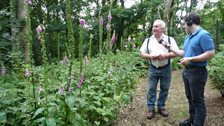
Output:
[179,119,192,126]
[158,108,169,117]
[147,110,155,119]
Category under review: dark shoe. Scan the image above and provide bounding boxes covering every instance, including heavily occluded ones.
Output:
[147,110,155,119]
[158,108,169,117]
[179,119,192,126]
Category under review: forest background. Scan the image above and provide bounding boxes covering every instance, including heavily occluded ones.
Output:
[0,0,224,125]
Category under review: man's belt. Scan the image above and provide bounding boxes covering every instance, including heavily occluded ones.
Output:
[150,63,170,69]
[185,65,206,69]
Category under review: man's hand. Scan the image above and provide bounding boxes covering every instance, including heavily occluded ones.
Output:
[179,57,192,65]
[140,52,161,60]
[157,53,169,60]
[149,54,161,60]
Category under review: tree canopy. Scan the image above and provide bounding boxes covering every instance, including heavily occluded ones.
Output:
[0,0,223,66]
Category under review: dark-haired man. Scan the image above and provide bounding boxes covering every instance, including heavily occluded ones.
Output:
[165,12,215,126]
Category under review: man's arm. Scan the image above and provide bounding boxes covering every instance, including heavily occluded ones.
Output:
[140,52,160,60]
[157,46,184,60]
[169,48,185,56]
[161,40,185,57]
[140,52,151,59]
[190,50,215,62]
[179,50,215,65]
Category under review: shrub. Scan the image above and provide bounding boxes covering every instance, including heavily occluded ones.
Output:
[208,44,224,96]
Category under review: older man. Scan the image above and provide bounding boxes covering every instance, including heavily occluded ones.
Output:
[140,20,179,119]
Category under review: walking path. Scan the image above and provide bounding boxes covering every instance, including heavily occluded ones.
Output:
[114,70,224,126]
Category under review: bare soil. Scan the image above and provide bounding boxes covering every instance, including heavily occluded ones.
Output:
[114,70,224,126]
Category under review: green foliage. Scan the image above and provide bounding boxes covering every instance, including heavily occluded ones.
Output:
[0,0,223,125]
[1,0,223,64]
[8,50,24,75]
[172,57,182,71]
[0,9,12,63]
[208,44,224,91]
[65,0,75,61]
[0,50,145,125]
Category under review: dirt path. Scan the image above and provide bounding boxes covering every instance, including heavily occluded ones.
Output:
[114,70,224,126]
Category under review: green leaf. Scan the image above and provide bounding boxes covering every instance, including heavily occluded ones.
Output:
[0,111,6,124]
[32,107,45,119]
[66,95,75,108]
[34,117,46,123]
[46,118,56,126]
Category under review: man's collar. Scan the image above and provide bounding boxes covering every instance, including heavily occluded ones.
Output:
[152,33,166,39]
[191,26,201,36]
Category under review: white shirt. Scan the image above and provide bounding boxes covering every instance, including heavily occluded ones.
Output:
[140,34,179,68]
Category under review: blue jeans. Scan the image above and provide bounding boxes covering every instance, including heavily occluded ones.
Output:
[147,64,172,110]
[182,67,207,126]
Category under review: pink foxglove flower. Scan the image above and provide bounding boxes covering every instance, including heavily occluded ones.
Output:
[100,17,104,25]
[106,23,110,31]
[25,68,30,77]
[59,86,64,95]
[108,14,112,22]
[79,19,86,26]
[26,0,32,6]
[36,24,45,33]
[110,31,116,48]
[36,25,42,33]
[62,55,69,66]
[1,64,5,77]
[77,74,84,88]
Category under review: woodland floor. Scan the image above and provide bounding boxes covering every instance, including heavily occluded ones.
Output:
[113,70,224,126]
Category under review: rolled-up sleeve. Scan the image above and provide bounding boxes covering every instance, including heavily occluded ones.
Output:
[140,38,149,53]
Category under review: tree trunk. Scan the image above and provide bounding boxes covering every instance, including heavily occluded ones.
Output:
[116,0,125,49]
[18,0,29,63]
[10,0,17,50]
[163,0,173,34]
[163,0,175,36]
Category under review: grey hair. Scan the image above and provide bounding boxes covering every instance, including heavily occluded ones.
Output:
[154,20,166,29]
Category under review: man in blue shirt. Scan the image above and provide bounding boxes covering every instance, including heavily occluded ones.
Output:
[165,12,215,126]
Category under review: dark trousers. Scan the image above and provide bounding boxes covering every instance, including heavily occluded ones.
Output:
[182,67,207,126]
